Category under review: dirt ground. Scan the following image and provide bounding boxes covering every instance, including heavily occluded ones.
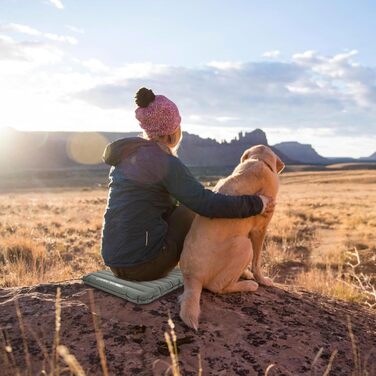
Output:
[0,281,375,375]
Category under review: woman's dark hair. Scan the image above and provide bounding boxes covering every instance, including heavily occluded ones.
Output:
[135,87,155,107]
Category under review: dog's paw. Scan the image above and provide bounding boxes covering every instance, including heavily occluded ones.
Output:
[247,280,259,291]
[241,269,255,280]
[255,275,274,287]
[180,310,199,331]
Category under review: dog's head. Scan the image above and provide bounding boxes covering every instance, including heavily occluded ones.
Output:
[240,145,285,174]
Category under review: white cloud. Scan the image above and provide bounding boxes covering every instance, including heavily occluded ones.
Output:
[75,51,376,142]
[188,114,203,122]
[207,61,243,70]
[262,50,280,59]
[65,25,85,34]
[292,50,318,64]
[47,0,64,10]
[81,58,109,73]
[0,33,63,66]
[44,32,77,45]
[1,23,77,45]
[292,49,376,108]
[216,116,240,123]
[2,23,40,36]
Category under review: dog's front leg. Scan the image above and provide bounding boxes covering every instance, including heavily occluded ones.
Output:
[249,228,273,286]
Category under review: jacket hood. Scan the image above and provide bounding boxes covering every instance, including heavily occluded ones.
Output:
[103,137,157,166]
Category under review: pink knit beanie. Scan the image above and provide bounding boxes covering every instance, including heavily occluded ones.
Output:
[135,88,181,138]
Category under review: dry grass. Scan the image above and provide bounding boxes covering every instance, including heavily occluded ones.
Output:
[0,190,105,287]
[264,169,376,306]
[0,169,375,308]
[295,269,364,303]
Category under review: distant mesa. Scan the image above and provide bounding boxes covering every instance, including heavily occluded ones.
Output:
[273,141,328,165]
[0,127,373,172]
[179,129,297,166]
[0,128,296,171]
[358,150,376,161]
[367,151,376,160]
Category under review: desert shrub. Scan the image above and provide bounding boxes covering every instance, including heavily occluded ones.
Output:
[295,268,364,303]
[0,236,46,268]
[0,236,48,287]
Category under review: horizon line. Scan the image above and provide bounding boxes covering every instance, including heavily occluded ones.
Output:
[1,126,374,160]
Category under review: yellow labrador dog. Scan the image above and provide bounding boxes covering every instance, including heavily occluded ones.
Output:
[179,145,284,330]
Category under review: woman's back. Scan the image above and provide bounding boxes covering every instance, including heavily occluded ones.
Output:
[102,138,176,267]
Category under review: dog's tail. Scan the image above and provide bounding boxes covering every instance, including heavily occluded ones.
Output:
[179,277,202,331]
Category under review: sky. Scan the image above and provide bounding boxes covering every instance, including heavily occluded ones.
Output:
[0,0,375,157]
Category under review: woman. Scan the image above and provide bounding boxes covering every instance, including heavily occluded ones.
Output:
[101,88,274,281]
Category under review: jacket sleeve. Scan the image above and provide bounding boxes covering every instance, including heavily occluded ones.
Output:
[161,156,264,218]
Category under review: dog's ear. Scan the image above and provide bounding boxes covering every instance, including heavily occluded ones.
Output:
[240,150,251,163]
[276,156,285,174]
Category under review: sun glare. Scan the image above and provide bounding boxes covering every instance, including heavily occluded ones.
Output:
[66,132,109,165]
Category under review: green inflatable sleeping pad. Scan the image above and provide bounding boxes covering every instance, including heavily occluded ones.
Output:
[82,268,183,304]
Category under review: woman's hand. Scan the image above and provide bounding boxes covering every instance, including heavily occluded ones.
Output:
[258,195,276,216]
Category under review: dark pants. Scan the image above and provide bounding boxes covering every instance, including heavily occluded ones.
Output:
[110,205,196,281]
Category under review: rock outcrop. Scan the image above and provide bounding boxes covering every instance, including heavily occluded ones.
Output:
[273,141,328,165]
[367,151,376,160]
[179,129,296,166]
[1,281,375,375]
[0,128,296,172]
